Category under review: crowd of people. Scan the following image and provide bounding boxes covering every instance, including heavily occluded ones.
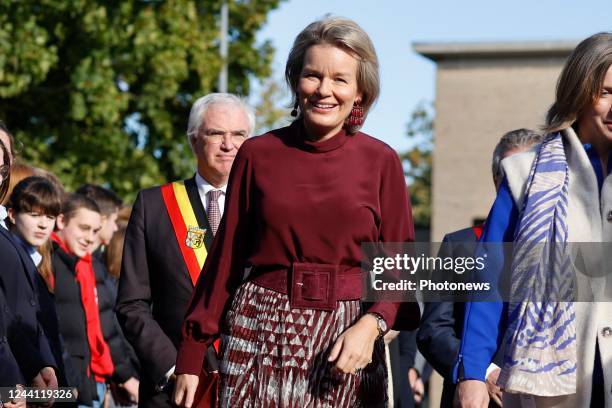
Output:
[0,128,140,408]
[0,16,611,408]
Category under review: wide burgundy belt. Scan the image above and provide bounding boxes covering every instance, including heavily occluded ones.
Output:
[250,262,363,311]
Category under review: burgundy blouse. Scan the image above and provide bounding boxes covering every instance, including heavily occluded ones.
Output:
[175,121,415,375]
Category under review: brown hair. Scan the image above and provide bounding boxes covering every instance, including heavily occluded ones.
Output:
[0,121,19,160]
[285,16,380,133]
[38,240,55,293]
[6,177,62,292]
[75,184,123,217]
[2,162,36,205]
[62,193,100,223]
[33,168,66,199]
[105,206,132,279]
[545,32,612,133]
[0,139,9,203]
[6,176,62,218]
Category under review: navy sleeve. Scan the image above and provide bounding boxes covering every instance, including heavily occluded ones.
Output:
[417,235,461,380]
[0,290,23,386]
[453,179,518,382]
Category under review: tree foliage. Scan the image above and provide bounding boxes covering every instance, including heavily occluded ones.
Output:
[254,78,291,135]
[400,101,434,228]
[0,0,283,200]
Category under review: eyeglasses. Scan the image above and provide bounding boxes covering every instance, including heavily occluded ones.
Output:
[198,129,248,145]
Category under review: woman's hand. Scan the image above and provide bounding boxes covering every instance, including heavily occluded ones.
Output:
[173,374,199,408]
[328,313,379,374]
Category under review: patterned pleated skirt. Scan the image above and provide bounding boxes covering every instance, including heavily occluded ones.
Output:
[218,281,387,408]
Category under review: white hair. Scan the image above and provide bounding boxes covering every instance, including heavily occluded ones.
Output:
[186,93,256,148]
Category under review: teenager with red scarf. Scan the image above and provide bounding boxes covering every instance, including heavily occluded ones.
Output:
[52,194,114,407]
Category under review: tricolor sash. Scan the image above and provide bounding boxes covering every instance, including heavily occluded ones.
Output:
[162,178,220,407]
[161,178,212,286]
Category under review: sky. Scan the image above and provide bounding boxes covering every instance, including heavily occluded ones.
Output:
[253,0,610,151]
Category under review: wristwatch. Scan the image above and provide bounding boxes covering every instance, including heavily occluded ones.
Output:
[367,312,388,338]
[155,366,175,392]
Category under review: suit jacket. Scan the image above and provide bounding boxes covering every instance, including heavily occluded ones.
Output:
[0,287,22,386]
[0,226,56,382]
[418,227,501,407]
[116,176,214,408]
[389,331,417,408]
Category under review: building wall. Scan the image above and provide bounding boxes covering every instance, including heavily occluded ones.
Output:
[431,57,567,241]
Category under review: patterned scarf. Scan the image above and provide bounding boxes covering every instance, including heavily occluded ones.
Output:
[498,133,577,396]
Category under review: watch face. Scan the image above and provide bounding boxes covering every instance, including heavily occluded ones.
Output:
[379,318,388,332]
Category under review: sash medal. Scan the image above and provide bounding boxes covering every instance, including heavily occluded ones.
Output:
[161,178,220,407]
[161,180,208,285]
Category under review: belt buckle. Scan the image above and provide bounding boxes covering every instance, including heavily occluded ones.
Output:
[290,263,337,311]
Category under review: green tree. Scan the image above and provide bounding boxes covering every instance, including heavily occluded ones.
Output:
[400,101,434,228]
[0,0,283,200]
[254,78,291,134]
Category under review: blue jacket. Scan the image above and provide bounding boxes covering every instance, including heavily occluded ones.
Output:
[455,144,609,382]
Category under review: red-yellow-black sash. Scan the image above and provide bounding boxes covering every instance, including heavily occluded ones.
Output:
[161,180,209,286]
[161,178,220,404]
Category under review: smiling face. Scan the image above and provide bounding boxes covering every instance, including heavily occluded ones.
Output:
[8,209,56,247]
[191,103,250,188]
[298,43,362,141]
[56,208,102,258]
[578,66,612,146]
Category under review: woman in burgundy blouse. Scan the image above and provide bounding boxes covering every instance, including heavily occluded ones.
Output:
[174,17,417,407]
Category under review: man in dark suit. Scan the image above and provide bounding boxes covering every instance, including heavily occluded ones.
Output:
[418,226,491,406]
[116,93,254,408]
[417,128,543,407]
[0,124,58,393]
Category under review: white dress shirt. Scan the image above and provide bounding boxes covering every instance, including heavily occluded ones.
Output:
[11,233,42,266]
[0,205,7,230]
[195,172,227,218]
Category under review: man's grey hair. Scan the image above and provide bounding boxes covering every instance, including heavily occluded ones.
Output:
[492,128,543,185]
[186,93,256,148]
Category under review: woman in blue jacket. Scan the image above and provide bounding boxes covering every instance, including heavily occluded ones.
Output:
[455,32,612,408]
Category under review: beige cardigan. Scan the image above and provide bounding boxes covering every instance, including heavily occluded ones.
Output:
[501,127,612,408]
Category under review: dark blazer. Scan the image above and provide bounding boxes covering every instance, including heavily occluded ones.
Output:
[417,227,502,408]
[389,331,418,408]
[0,226,56,382]
[35,271,76,388]
[0,287,22,386]
[116,177,214,408]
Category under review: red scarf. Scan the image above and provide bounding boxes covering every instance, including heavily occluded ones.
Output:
[52,233,114,382]
[472,224,484,240]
